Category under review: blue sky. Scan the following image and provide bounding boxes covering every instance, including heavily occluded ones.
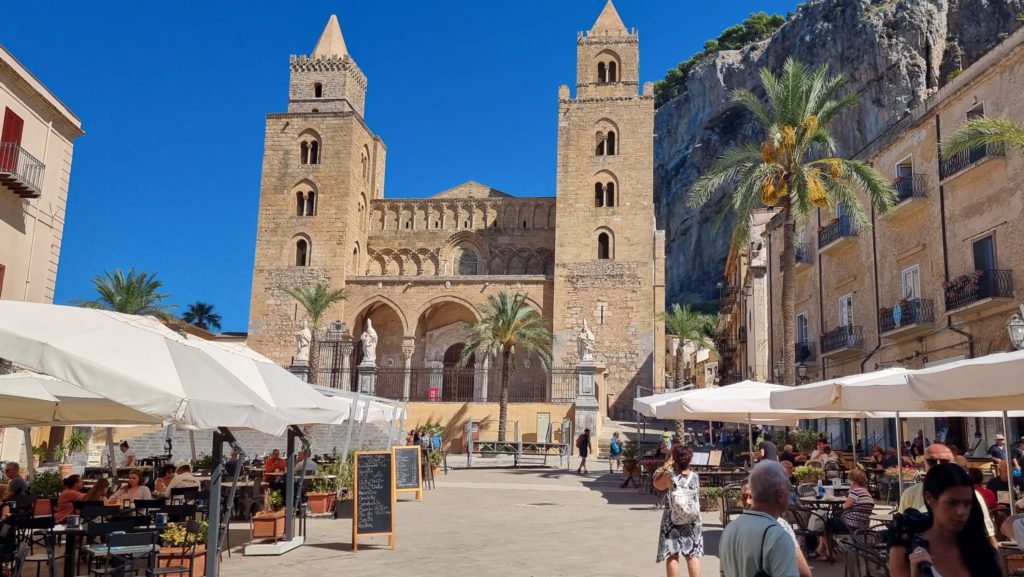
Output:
[5,0,798,332]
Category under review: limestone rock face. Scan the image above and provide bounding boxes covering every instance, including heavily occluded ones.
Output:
[655,0,1024,306]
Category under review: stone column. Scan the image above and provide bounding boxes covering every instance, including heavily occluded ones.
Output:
[427,360,444,401]
[357,359,378,395]
[574,360,599,436]
[339,343,353,387]
[401,345,414,401]
[474,354,490,402]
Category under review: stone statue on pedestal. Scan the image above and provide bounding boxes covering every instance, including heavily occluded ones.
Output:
[294,320,312,363]
[360,319,378,363]
[578,319,596,362]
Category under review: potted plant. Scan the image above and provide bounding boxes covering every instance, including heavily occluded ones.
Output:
[52,430,89,477]
[699,486,723,512]
[250,490,285,542]
[28,469,62,499]
[307,461,339,515]
[158,521,208,576]
[334,450,357,519]
[32,444,47,467]
[192,453,215,474]
[793,465,823,485]
[620,441,640,479]
[428,449,443,477]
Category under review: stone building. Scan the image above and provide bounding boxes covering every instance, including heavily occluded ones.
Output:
[752,24,1024,450]
[248,3,665,421]
[0,42,83,461]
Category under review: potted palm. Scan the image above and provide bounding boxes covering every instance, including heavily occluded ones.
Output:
[250,490,285,542]
[158,521,208,576]
[621,441,641,480]
[307,461,339,515]
[428,450,443,477]
[334,451,356,519]
[793,465,823,485]
[52,430,89,477]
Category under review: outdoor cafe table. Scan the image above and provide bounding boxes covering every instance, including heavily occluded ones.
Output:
[51,525,160,577]
[798,495,847,521]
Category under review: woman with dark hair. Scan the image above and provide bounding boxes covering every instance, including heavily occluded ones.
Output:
[652,445,702,577]
[889,463,1003,577]
[154,464,176,497]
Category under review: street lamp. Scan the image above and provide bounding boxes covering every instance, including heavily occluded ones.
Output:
[1009,313,1024,351]
[798,362,807,383]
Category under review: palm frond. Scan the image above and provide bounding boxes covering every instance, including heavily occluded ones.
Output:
[731,88,772,127]
[841,159,897,216]
[459,290,553,370]
[657,303,716,348]
[686,144,763,208]
[281,283,348,326]
[940,117,1024,158]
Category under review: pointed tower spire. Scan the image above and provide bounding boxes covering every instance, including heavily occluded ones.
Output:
[590,0,628,35]
[312,14,348,58]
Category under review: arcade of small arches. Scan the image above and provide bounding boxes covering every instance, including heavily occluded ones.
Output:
[364,245,554,277]
[369,200,555,232]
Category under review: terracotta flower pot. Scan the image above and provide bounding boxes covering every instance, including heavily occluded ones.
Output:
[157,545,206,577]
[59,464,74,478]
[250,509,286,540]
[306,492,336,515]
[431,465,442,477]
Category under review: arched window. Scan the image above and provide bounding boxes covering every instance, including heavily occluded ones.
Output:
[351,244,359,272]
[456,246,478,275]
[597,232,611,260]
[606,182,615,207]
[309,141,319,165]
[300,142,310,165]
[597,62,607,84]
[296,192,305,216]
[314,83,323,98]
[606,131,616,155]
[594,183,604,207]
[295,238,309,267]
[608,61,617,82]
[595,132,606,156]
[305,192,316,216]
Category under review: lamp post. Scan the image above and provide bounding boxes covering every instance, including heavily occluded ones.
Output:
[797,362,808,384]
[772,364,781,383]
[1009,308,1024,351]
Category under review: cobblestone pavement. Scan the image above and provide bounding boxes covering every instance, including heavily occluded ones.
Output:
[220,464,850,577]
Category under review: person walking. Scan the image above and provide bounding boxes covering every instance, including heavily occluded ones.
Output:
[576,428,592,474]
[653,445,702,577]
[608,431,623,473]
[720,461,798,577]
[889,463,1001,577]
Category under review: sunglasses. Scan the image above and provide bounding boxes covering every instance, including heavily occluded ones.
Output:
[925,458,951,466]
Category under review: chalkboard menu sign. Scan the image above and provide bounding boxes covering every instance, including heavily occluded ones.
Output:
[392,446,423,501]
[352,451,395,550]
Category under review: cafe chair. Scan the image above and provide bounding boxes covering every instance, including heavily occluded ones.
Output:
[88,531,159,577]
[786,503,826,557]
[158,505,196,524]
[78,521,136,575]
[131,500,165,516]
[14,516,55,577]
[796,483,817,498]
[72,502,105,514]
[78,507,122,525]
[824,461,843,480]
[152,521,201,577]
[719,485,744,528]
[11,542,30,577]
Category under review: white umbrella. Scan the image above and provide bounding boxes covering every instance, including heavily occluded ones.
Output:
[908,349,1024,410]
[633,388,693,419]
[0,301,289,435]
[0,372,160,426]
[184,337,353,426]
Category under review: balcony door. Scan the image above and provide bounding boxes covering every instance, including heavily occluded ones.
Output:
[796,313,809,344]
[1,108,24,172]
[839,294,853,327]
[973,235,995,272]
[902,265,921,300]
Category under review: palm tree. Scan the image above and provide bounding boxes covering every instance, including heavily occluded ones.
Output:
[73,268,172,317]
[658,303,717,389]
[459,291,552,441]
[688,58,896,386]
[182,301,222,332]
[282,283,349,384]
[940,117,1024,158]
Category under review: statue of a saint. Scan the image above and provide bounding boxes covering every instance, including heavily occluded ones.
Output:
[360,319,379,363]
[578,319,596,362]
[294,320,312,363]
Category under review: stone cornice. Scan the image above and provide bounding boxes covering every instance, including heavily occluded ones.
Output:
[369,196,555,206]
[348,275,553,284]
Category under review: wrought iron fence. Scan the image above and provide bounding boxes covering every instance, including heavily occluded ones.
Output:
[879,298,935,333]
[894,174,928,203]
[351,365,579,404]
[820,325,864,354]
[818,215,857,249]
[549,366,579,404]
[939,143,1004,180]
[944,269,1014,311]
[795,341,816,363]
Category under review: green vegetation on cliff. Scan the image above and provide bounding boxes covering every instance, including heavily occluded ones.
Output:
[654,12,786,108]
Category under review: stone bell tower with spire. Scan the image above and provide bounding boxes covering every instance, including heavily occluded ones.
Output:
[248,14,386,366]
[552,1,665,419]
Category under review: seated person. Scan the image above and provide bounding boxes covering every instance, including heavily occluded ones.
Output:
[985,459,1024,495]
[55,475,85,524]
[224,452,241,476]
[166,462,201,494]
[111,469,152,501]
[970,466,997,510]
[815,445,838,464]
[154,464,176,497]
[263,449,287,482]
[870,445,885,467]
[814,469,873,561]
[882,447,899,468]
[779,444,796,465]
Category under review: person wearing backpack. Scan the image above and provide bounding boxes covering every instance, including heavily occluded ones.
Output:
[576,428,592,474]
[608,431,623,473]
[653,444,703,577]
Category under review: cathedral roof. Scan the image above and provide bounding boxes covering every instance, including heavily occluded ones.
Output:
[431,181,512,199]
[590,0,628,35]
[312,14,348,58]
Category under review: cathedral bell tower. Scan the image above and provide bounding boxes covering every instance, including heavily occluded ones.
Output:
[551,1,665,419]
[248,15,386,366]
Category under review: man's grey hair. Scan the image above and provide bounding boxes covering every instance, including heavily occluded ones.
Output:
[749,460,789,504]
[5,462,19,472]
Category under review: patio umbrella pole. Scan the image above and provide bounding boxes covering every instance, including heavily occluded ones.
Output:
[851,419,858,469]
[219,436,245,557]
[106,427,117,478]
[355,399,372,449]
[21,427,34,476]
[285,427,297,541]
[1003,410,1015,516]
[747,414,754,467]
[340,392,361,466]
[895,411,904,502]
[189,430,198,461]
[205,427,231,577]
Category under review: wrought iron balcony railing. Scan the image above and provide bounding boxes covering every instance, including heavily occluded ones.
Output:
[944,269,1014,312]
[795,341,816,363]
[879,298,935,333]
[820,325,864,355]
[939,142,1004,180]
[893,174,928,203]
[818,216,857,250]
[0,142,45,198]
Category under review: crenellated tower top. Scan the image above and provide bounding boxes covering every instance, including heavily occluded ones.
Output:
[288,14,368,117]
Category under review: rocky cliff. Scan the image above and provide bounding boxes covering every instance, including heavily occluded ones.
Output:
[655,0,1024,306]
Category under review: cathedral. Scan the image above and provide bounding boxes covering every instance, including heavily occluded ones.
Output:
[247,1,665,419]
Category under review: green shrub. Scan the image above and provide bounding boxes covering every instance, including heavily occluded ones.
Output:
[28,469,63,498]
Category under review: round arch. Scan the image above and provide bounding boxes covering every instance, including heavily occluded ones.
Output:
[350,295,410,336]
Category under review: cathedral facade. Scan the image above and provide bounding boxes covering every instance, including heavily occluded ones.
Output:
[247,2,665,418]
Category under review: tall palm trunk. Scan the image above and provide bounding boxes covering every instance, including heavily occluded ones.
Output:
[673,346,683,388]
[499,347,511,442]
[307,330,320,385]
[780,197,797,386]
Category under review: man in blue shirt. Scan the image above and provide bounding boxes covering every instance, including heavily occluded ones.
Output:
[720,461,798,577]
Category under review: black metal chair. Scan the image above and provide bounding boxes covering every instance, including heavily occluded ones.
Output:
[13,515,55,577]
[10,542,30,577]
[78,521,136,575]
[132,500,165,515]
[152,521,201,577]
[786,503,826,556]
[79,506,122,524]
[89,530,159,577]
[158,505,196,524]
[719,484,744,528]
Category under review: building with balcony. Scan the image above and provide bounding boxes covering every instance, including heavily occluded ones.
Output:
[0,43,83,461]
[755,24,1024,449]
